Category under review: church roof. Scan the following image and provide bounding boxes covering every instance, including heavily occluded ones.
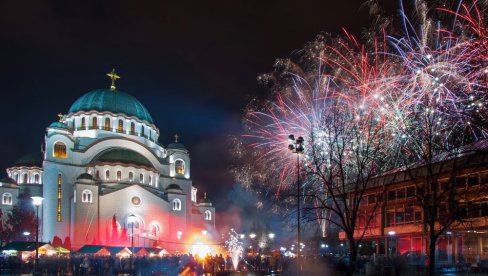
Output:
[13,152,43,168]
[68,89,154,124]
[94,148,153,168]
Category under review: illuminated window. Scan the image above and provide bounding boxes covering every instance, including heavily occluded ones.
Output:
[204,210,212,221]
[139,173,144,183]
[105,118,111,130]
[92,117,98,129]
[191,188,197,202]
[175,160,185,175]
[2,193,12,205]
[129,172,133,182]
[105,170,110,181]
[130,122,135,134]
[82,189,93,203]
[34,174,39,184]
[57,174,62,222]
[117,171,121,181]
[53,142,67,158]
[148,223,160,237]
[23,174,28,184]
[81,117,86,129]
[172,198,182,211]
[118,119,123,133]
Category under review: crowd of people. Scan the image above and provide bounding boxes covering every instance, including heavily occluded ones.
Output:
[0,252,322,275]
[0,251,421,275]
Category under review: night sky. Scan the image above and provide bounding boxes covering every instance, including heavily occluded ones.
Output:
[0,0,395,235]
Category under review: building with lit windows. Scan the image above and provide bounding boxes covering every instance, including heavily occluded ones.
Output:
[339,142,488,264]
[0,72,216,250]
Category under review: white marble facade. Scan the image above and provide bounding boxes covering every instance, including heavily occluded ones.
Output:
[1,85,215,250]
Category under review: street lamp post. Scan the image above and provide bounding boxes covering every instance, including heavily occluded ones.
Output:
[128,214,137,269]
[288,134,304,274]
[388,231,396,256]
[249,233,256,256]
[31,196,44,275]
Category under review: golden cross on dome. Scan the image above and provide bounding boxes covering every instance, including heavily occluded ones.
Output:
[174,133,179,143]
[106,68,120,90]
[57,113,63,122]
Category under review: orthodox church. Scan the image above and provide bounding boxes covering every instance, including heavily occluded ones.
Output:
[0,70,215,250]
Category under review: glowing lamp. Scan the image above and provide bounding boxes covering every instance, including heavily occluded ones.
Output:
[249,233,256,239]
[268,233,275,239]
[388,231,396,236]
[31,196,44,206]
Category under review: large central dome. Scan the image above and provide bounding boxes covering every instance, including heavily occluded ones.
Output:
[68,89,154,124]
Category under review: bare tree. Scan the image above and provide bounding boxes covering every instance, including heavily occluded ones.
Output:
[397,106,488,275]
[302,104,389,274]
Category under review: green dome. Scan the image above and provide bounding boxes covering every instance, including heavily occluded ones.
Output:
[49,122,71,130]
[68,89,154,124]
[93,148,154,168]
[167,143,187,151]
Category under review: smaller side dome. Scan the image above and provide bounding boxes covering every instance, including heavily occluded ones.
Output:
[1,177,17,185]
[165,183,183,193]
[49,122,71,130]
[13,152,43,168]
[199,193,212,206]
[167,143,187,150]
[77,173,94,181]
[167,134,187,151]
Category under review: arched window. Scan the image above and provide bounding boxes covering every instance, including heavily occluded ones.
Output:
[118,119,123,133]
[81,117,86,129]
[127,216,141,229]
[148,223,160,237]
[82,189,93,203]
[92,117,98,129]
[23,173,28,184]
[34,174,40,184]
[96,170,100,180]
[172,198,182,211]
[53,142,67,158]
[139,174,144,183]
[141,126,145,137]
[105,170,110,181]
[204,210,212,221]
[105,118,111,130]
[130,122,135,134]
[129,172,133,182]
[2,193,12,205]
[117,171,121,181]
[175,160,185,175]
[149,175,152,185]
